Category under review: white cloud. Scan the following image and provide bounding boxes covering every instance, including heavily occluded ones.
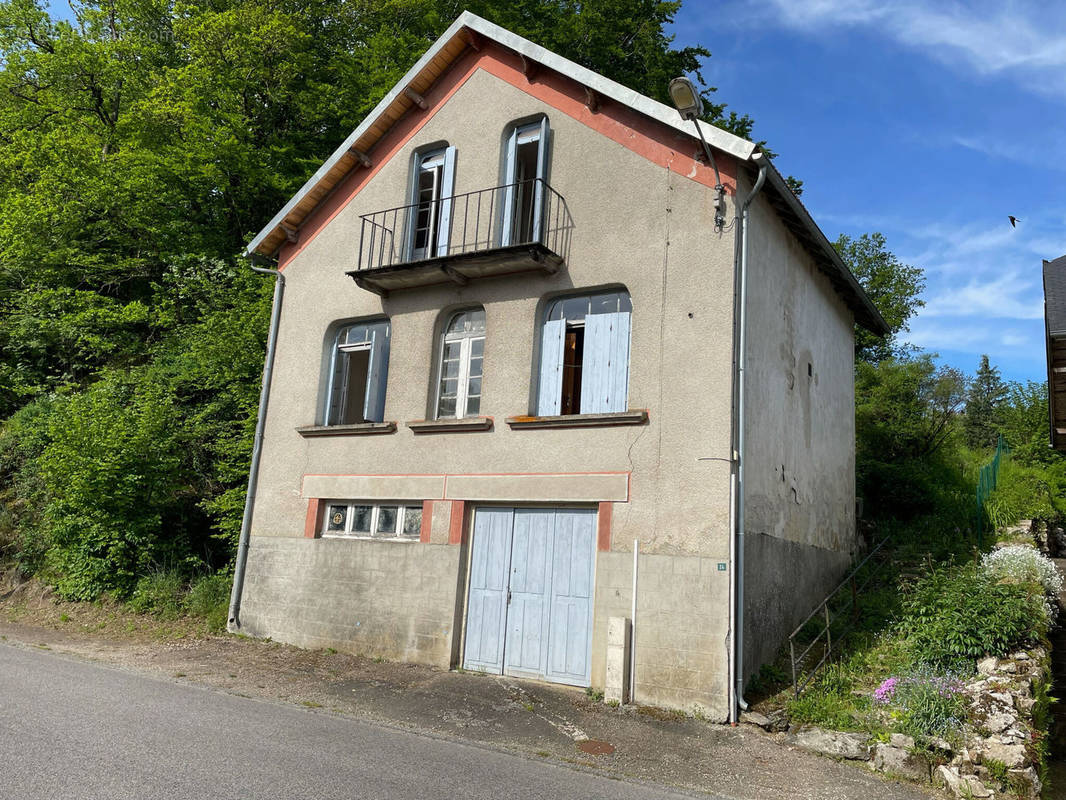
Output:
[754,0,1066,96]
[921,271,1042,320]
[902,319,1041,362]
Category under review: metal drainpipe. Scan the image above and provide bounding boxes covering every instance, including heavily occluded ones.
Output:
[732,153,768,717]
[227,254,286,631]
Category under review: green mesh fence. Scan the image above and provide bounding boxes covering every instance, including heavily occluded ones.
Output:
[976,434,1009,547]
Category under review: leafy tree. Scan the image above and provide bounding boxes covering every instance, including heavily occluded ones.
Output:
[855,356,967,463]
[854,356,968,519]
[963,355,1008,450]
[834,232,925,363]
[999,380,1057,466]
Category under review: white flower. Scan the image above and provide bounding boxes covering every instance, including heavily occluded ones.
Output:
[981,545,1063,598]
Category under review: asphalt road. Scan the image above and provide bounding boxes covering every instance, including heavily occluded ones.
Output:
[0,642,709,800]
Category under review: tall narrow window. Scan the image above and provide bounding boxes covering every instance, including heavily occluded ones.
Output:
[501,118,550,246]
[436,309,485,419]
[538,291,631,416]
[326,319,391,425]
[409,146,457,260]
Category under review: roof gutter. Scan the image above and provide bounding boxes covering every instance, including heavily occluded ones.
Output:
[729,151,768,722]
[228,255,285,631]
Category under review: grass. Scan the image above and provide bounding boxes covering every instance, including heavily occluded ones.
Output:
[123,570,230,632]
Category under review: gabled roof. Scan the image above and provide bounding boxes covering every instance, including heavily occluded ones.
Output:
[244,11,889,335]
[1044,255,1066,337]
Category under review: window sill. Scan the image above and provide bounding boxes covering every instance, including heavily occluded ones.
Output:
[505,410,648,429]
[406,417,494,434]
[296,422,397,437]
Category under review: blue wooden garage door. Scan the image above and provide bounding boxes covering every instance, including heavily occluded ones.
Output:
[462,507,596,687]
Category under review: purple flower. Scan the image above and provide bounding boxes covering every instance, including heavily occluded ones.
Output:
[874,677,898,705]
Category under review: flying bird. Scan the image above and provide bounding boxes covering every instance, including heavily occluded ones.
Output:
[1009,215,1020,227]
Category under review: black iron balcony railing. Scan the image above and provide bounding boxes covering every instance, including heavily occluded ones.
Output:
[356,179,570,273]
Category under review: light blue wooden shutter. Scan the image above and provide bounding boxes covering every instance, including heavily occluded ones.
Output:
[326,348,349,425]
[580,311,631,413]
[463,508,514,674]
[545,509,596,686]
[500,127,518,246]
[435,146,457,257]
[364,323,391,422]
[531,117,550,243]
[537,319,565,416]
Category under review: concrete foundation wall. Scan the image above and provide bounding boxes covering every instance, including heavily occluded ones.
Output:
[241,536,461,665]
[592,551,731,717]
[739,171,860,678]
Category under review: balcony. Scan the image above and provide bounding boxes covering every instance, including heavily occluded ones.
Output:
[348,179,571,295]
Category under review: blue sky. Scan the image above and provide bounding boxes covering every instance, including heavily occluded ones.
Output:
[670,0,1066,383]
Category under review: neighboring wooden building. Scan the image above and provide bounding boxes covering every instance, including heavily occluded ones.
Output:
[231,12,887,719]
[1044,254,1066,449]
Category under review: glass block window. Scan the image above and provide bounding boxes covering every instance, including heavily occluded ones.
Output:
[321,502,423,541]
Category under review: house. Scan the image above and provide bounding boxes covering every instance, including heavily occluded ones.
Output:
[1044,254,1066,450]
[230,11,888,720]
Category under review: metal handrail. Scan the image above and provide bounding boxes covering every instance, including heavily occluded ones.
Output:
[787,534,891,696]
[355,178,570,272]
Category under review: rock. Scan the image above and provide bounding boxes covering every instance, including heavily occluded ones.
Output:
[740,711,771,729]
[927,736,954,755]
[962,778,994,798]
[889,733,915,749]
[978,741,1027,768]
[765,709,790,733]
[977,656,998,675]
[1001,660,1018,674]
[873,743,929,782]
[983,712,1014,734]
[934,765,960,791]
[936,767,993,799]
[786,726,871,760]
[989,691,1014,707]
[1016,695,1036,713]
[1010,650,1030,661]
[1009,766,1042,800]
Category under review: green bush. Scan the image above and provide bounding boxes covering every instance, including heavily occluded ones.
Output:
[128,570,184,619]
[184,573,231,632]
[902,564,1047,667]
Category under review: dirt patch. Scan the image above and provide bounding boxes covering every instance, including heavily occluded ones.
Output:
[0,576,938,800]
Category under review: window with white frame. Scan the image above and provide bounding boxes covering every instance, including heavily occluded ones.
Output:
[409,146,457,260]
[537,290,632,416]
[502,118,550,246]
[326,319,390,425]
[322,501,422,540]
[436,308,485,419]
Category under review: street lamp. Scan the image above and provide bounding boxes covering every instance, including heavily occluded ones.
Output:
[668,76,724,231]
[668,77,704,120]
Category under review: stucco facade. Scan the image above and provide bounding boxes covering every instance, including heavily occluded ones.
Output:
[236,15,883,718]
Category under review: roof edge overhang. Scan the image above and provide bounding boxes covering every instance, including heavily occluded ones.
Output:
[244,10,756,258]
[754,155,890,336]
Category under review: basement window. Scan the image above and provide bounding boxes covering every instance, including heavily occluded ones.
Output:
[322,501,422,541]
